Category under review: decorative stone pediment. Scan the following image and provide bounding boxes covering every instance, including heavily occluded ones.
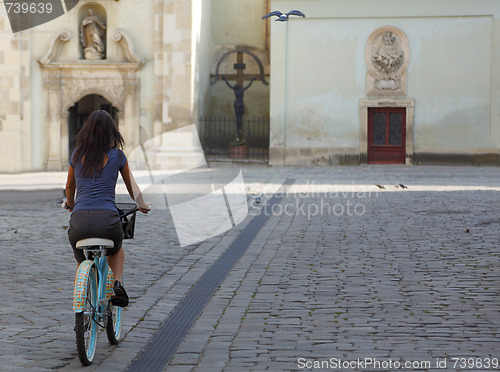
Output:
[38,29,143,111]
[37,30,144,170]
[112,30,143,65]
[366,26,410,96]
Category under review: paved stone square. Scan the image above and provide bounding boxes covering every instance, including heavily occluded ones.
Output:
[0,165,498,371]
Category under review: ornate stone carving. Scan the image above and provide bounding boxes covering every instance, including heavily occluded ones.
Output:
[38,31,71,64]
[80,9,106,60]
[39,27,144,170]
[112,30,143,65]
[366,26,410,96]
[372,32,404,74]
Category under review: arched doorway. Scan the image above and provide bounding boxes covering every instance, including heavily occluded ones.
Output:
[67,94,119,160]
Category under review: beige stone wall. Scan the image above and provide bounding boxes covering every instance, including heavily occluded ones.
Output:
[153,0,195,135]
[0,0,204,172]
[194,0,213,116]
[206,0,270,117]
[0,3,31,172]
[211,0,267,48]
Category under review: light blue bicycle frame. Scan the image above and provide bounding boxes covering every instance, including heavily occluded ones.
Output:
[73,246,123,359]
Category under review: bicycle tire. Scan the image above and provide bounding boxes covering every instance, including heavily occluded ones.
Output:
[75,265,98,366]
[106,302,123,345]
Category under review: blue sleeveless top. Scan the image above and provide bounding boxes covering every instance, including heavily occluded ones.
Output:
[70,148,127,212]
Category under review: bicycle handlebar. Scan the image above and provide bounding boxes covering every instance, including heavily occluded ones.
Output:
[118,204,152,218]
[118,206,139,218]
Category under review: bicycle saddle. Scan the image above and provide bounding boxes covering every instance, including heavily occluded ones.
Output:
[76,238,114,249]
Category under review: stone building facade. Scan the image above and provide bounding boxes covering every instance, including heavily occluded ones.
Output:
[1,0,499,172]
[268,0,500,165]
[0,0,269,172]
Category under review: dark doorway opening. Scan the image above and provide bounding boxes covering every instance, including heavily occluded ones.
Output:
[68,94,119,160]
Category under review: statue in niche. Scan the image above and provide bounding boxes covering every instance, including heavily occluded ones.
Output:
[372,32,404,75]
[80,9,106,60]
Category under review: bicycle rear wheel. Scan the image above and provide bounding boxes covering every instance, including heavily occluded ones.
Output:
[75,265,98,366]
[106,302,123,344]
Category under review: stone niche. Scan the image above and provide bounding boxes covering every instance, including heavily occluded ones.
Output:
[38,30,144,170]
[365,26,410,96]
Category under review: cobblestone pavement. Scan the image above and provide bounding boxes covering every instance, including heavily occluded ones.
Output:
[0,165,499,371]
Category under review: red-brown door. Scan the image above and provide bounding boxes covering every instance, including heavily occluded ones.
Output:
[368,107,406,164]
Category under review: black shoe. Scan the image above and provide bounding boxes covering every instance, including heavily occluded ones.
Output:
[111,280,129,307]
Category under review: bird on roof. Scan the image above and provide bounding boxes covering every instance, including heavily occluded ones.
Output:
[262,10,306,22]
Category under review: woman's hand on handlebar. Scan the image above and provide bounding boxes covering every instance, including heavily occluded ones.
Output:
[138,203,152,214]
[62,201,74,212]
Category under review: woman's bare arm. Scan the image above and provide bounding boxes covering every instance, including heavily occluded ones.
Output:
[65,166,76,211]
[120,160,150,213]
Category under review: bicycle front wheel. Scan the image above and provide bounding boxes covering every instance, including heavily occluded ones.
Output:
[106,302,123,345]
[75,265,98,366]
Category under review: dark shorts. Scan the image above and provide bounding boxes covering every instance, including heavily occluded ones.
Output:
[68,210,124,263]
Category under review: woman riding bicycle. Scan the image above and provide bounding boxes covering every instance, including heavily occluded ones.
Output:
[64,110,149,307]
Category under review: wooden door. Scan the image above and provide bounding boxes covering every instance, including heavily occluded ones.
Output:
[368,107,406,164]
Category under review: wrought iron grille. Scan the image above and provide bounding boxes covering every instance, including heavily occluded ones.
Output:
[198,116,269,160]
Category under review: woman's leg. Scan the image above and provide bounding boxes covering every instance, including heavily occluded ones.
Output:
[108,247,129,307]
[107,247,124,282]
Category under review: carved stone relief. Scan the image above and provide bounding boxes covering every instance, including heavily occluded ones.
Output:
[366,26,410,96]
[38,29,144,170]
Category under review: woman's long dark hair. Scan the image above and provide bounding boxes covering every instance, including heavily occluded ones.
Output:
[72,110,124,177]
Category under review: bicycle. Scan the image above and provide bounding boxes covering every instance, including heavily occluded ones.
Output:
[72,203,139,366]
